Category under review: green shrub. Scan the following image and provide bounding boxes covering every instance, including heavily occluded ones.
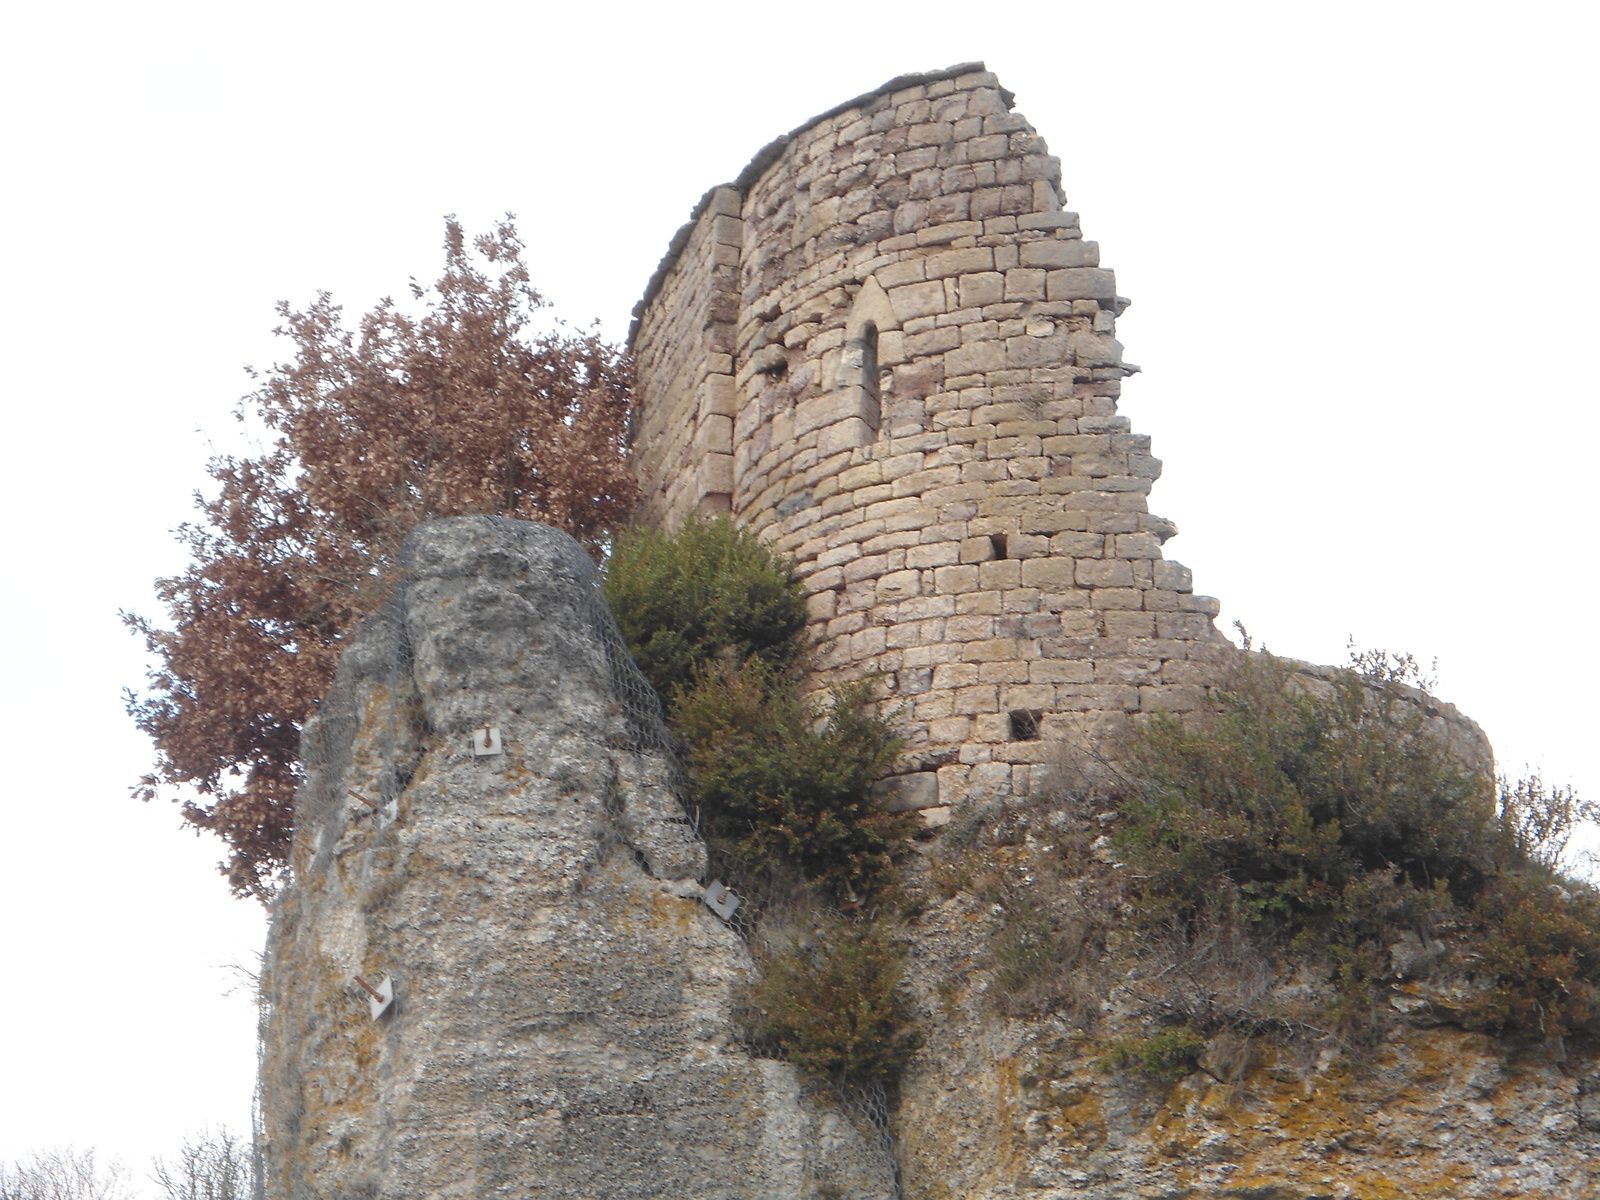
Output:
[672,658,910,903]
[1463,868,1600,1040]
[1114,651,1495,935]
[737,913,921,1086]
[604,516,807,703]
[1110,647,1600,1045]
[606,515,921,1073]
[1100,1025,1208,1082]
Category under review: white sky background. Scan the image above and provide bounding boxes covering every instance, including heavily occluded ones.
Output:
[1,0,1595,1185]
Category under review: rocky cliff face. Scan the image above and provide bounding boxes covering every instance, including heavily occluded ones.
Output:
[258,518,1597,1200]
[258,517,894,1199]
[893,873,1600,1199]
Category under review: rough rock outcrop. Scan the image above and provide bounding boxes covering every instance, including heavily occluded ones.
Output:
[258,517,894,1199]
[894,883,1600,1199]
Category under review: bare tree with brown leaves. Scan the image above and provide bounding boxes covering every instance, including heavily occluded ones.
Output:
[125,219,637,897]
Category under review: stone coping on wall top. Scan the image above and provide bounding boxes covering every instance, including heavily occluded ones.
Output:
[627,61,1002,347]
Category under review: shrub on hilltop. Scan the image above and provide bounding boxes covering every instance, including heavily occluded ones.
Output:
[1106,647,1600,1046]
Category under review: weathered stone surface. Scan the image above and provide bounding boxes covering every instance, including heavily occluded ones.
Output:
[630,63,1233,803]
[619,67,1529,1200]
[893,864,1599,1200]
[259,518,894,1200]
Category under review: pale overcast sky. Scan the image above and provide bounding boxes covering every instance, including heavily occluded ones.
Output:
[2,1,1595,1185]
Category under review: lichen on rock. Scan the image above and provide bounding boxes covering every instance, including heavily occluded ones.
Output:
[258,517,895,1199]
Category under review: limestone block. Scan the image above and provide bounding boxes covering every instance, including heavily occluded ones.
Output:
[1046,268,1117,301]
[929,716,973,743]
[1091,587,1142,610]
[708,186,742,217]
[712,214,744,247]
[952,684,999,714]
[944,338,1010,376]
[936,763,972,805]
[934,564,980,593]
[1154,560,1193,593]
[958,271,1006,308]
[1103,611,1157,638]
[1019,558,1076,590]
[953,640,1017,668]
[1068,331,1123,367]
[694,414,733,455]
[1114,532,1162,560]
[966,761,1014,801]
[805,589,837,621]
[795,389,876,438]
[906,325,962,355]
[1156,613,1215,640]
[877,569,923,603]
[874,771,941,812]
[697,453,734,497]
[1030,659,1094,684]
[959,535,998,563]
[908,541,961,569]
[877,258,927,288]
[932,662,980,689]
[698,373,737,420]
[960,590,1004,617]
[926,247,995,278]
[978,559,1021,588]
[1019,240,1100,269]
[889,279,952,326]
[1141,683,1207,712]
[819,417,875,454]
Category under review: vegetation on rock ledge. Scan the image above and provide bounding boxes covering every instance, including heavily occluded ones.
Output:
[1109,647,1600,1046]
[939,644,1600,1081]
[606,516,920,1087]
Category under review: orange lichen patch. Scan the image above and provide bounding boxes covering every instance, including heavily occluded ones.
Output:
[1041,1080,1106,1150]
[1168,1042,1482,1200]
[646,888,697,935]
[995,1056,1024,1177]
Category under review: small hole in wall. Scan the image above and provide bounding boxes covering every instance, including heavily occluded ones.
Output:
[989,533,1009,559]
[1009,710,1041,741]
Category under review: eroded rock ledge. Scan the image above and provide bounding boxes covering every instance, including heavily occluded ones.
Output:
[258,517,894,1200]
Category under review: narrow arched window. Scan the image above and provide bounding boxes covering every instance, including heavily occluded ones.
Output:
[860,321,881,434]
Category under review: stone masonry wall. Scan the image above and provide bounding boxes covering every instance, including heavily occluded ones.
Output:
[632,64,1233,822]
[630,187,743,524]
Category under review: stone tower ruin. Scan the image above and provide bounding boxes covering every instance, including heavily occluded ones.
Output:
[630,63,1232,823]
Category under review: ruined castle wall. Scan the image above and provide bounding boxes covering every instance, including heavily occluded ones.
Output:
[632,65,1232,820]
[630,187,743,524]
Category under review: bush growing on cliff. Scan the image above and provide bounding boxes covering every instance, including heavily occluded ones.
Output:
[606,517,919,1084]
[672,659,909,903]
[125,219,636,897]
[606,515,909,904]
[604,515,807,703]
[737,912,921,1087]
[1114,650,1495,935]
[1108,648,1600,1044]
